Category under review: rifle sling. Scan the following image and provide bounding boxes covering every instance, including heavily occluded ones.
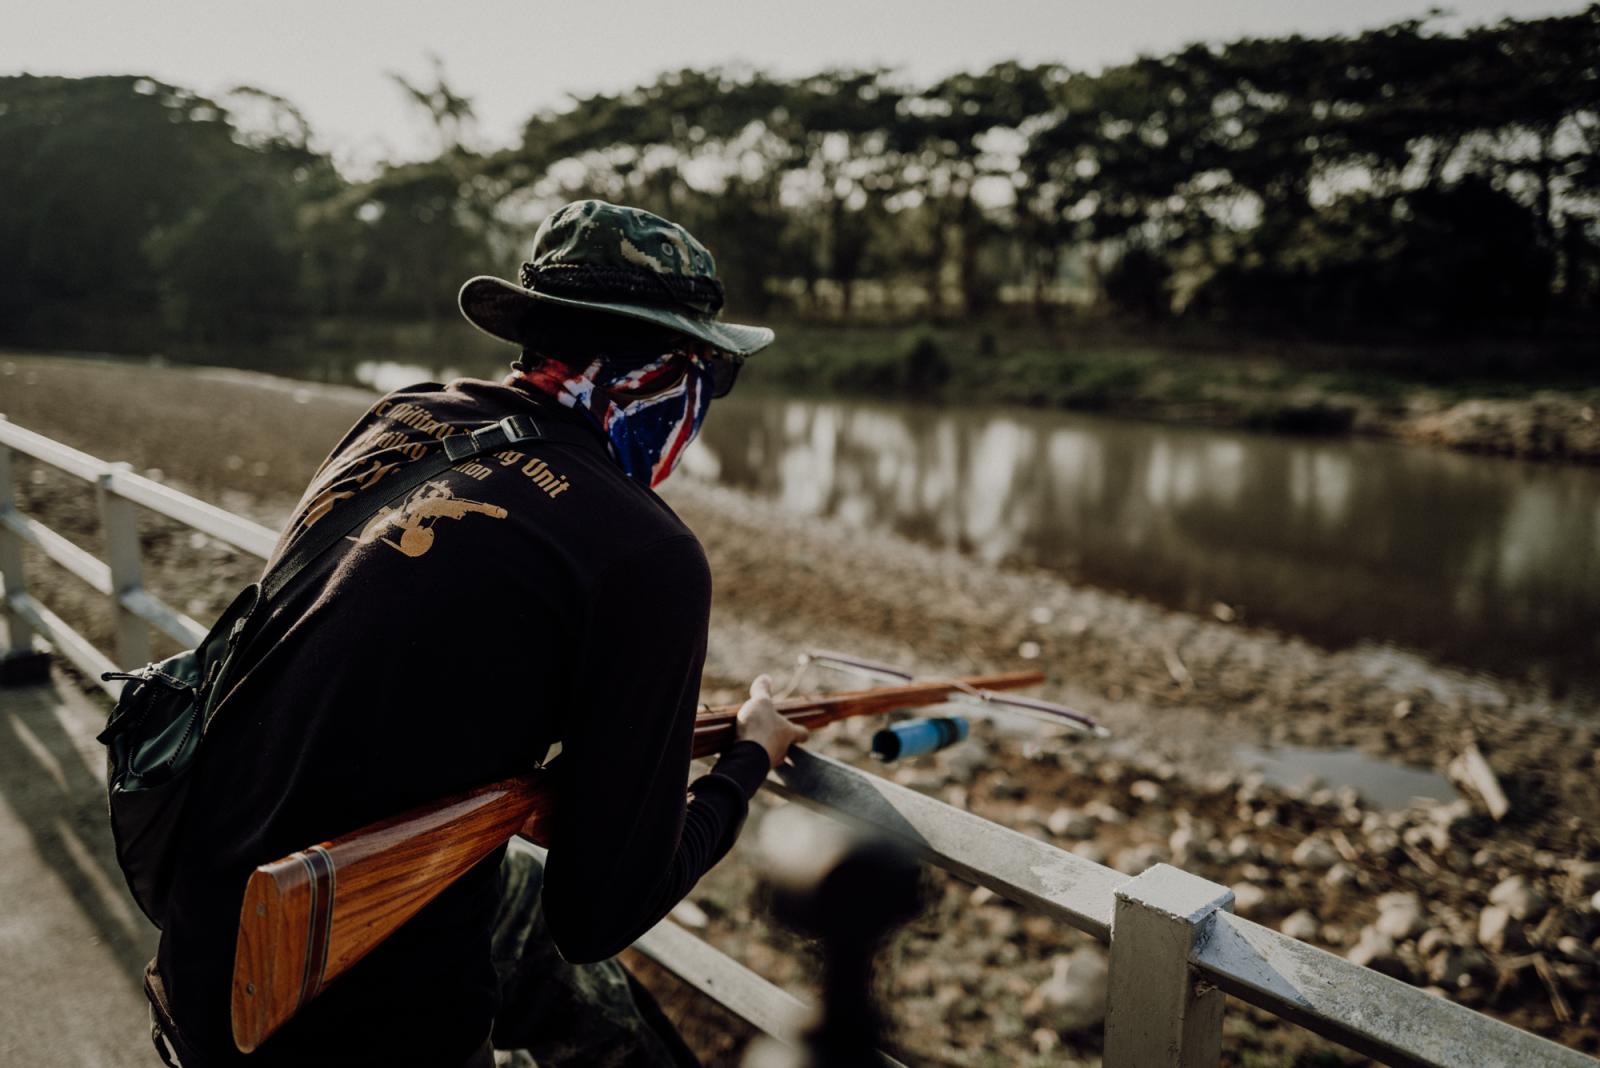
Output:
[197,411,598,740]
[261,413,596,603]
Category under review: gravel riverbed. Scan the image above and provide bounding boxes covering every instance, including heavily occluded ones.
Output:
[3,355,1597,1064]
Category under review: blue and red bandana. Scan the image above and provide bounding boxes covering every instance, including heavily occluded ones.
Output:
[508,349,713,488]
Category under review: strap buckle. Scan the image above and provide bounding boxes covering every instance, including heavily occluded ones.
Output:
[444,415,543,462]
[499,414,542,444]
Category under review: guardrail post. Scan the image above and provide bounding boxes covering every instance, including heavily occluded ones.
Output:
[97,463,151,670]
[0,438,37,655]
[1104,864,1234,1068]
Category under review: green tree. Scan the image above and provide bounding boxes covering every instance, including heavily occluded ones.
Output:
[0,75,334,350]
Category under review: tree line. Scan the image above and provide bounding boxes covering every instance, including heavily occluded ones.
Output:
[2,7,1596,358]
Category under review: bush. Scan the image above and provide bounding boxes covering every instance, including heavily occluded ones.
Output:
[1242,401,1356,434]
[899,331,951,396]
[985,351,1149,409]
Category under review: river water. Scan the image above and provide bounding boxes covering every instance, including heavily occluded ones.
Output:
[337,357,1600,694]
[680,391,1600,698]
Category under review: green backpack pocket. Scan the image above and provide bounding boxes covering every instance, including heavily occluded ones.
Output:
[97,583,261,927]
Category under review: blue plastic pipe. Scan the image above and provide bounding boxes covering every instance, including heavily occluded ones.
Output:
[871,716,970,762]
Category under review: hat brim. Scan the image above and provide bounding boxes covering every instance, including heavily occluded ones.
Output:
[458,276,775,358]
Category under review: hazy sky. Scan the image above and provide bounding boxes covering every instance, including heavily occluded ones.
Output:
[5,0,1581,174]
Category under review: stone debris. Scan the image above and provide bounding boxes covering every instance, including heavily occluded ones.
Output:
[1416,927,1452,960]
[1375,892,1426,940]
[1082,799,1128,826]
[1426,943,1489,990]
[1279,910,1319,941]
[1046,807,1095,840]
[1347,927,1406,978]
[1449,743,1511,821]
[1318,863,1356,888]
[941,744,989,783]
[1231,882,1268,916]
[1227,833,1261,862]
[1567,860,1600,898]
[669,900,710,930]
[1025,947,1109,1034]
[1489,875,1551,923]
[1167,826,1205,867]
[1069,841,1108,866]
[1291,837,1339,871]
[1128,779,1164,804]
[1556,936,1595,966]
[1111,844,1168,875]
[1477,906,1522,954]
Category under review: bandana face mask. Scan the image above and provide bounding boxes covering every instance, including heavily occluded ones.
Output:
[510,348,715,488]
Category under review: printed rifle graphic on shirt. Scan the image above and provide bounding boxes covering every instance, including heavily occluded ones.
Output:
[288,403,575,565]
[352,481,508,558]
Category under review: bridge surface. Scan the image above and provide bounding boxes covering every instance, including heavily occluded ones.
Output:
[0,670,156,1068]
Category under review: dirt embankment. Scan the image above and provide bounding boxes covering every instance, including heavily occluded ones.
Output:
[1395,391,1600,463]
[665,478,1599,1061]
[1121,379,1600,464]
[3,355,1597,1063]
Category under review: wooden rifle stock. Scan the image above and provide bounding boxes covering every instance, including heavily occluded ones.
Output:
[230,670,1042,1052]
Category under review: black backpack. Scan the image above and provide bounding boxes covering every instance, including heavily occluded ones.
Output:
[96,414,586,926]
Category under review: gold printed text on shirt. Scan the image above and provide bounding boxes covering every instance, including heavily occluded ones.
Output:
[354,482,507,558]
[299,458,402,534]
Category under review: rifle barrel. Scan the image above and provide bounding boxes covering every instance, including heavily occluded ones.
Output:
[690,669,1044,753]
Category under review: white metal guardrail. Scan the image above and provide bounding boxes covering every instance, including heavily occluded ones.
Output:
[1,412,1593,1067]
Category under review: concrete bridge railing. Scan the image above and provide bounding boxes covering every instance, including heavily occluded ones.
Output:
[1,412,1592,1068]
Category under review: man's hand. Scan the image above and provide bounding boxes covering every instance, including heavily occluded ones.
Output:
[735,674,810,769]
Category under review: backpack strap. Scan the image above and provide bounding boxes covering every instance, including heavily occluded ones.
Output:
[260,413,596,604]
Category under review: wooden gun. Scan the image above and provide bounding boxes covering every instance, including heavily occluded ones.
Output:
[230,669,1044,1052]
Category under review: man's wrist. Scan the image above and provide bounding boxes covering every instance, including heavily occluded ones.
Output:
[706,740,772,799]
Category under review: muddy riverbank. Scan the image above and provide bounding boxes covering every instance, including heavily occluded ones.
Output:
[2,355,1596,1063]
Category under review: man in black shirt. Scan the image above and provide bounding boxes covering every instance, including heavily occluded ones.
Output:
[148,201,806,1066]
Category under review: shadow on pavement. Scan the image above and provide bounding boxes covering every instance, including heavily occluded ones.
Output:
[0,676,156,995]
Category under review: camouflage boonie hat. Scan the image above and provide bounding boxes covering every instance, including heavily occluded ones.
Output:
[458,199,774,358]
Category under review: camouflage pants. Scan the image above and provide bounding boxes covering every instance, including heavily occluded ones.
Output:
[489,848,700,1068]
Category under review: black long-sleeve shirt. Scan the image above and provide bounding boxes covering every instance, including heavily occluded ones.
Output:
[154,378,769,1066]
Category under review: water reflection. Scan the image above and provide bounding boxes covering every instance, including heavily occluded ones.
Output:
[690,393,1600,696]
[352,359,448,394]
[1232,745,1459,810]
